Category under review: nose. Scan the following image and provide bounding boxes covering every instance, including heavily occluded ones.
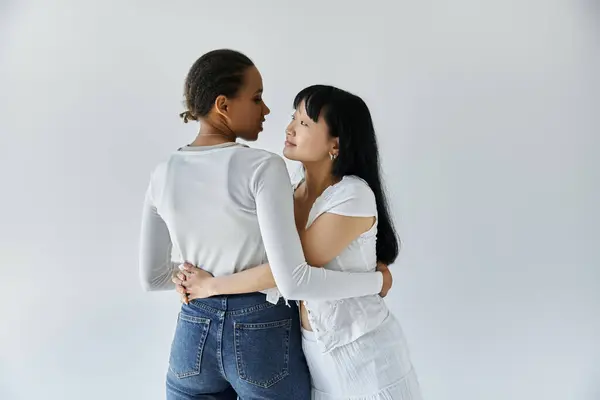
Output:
[285,121,295,136]
[263,102,271,116]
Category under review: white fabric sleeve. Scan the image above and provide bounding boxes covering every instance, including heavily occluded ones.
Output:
[313,177,378,221]
[252,155,383,301]
[138,182,178,291]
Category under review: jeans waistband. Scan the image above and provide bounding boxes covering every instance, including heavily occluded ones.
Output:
[183,292,289,317]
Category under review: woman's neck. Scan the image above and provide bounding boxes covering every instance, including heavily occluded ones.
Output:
[302,163,338,199]
[189,119,236,147]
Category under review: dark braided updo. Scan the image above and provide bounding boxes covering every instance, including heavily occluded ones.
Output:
[180,49,254,123]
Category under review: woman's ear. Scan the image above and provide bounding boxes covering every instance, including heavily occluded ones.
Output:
[214,95,229,118]
[331,137,340,156]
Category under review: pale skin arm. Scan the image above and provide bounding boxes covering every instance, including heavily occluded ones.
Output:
[173,213,393,302]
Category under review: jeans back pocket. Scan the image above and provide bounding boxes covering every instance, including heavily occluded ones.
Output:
[169,312,211,379]
[234,318,292,388]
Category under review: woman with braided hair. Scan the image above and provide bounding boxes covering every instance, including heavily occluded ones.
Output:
[139,49,394,399]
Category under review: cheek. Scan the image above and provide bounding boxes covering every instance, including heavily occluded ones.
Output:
[240,105,257,120]
[253,103,263,117]
[294,133,329,160]
[234,104,260,125]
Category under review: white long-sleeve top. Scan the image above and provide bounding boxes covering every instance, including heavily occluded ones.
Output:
[138,142,383,301]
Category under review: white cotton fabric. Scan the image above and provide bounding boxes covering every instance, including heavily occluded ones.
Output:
[292,173,422,399]
[138,143,383,301]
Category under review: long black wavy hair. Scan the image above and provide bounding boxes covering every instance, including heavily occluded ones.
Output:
[294,85,400,264]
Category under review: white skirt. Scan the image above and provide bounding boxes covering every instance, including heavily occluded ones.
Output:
[301,313,422,400]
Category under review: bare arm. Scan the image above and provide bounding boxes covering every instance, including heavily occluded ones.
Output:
[177,258,391,301]
[177,158,388,300]
[300,213,375,266]
[207,214,375,293]
[248,157,383,300]
[194,263,273,296]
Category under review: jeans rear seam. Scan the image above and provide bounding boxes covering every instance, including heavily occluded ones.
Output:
[216,311,226,378]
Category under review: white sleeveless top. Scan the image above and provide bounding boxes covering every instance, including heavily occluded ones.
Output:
[293,171,390,352]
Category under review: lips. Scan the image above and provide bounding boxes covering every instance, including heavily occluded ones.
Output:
[284,140,296,147]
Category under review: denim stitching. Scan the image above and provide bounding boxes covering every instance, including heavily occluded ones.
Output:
[227,301,278,316]
[189,297,283,317]
[169,312,211,379]
[178,313,210,324]
[235,319,291,330]
[234,318,291,388]
[216,310,226,377]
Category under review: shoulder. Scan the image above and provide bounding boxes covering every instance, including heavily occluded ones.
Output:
[147,157,170,189]
[250,149,288,173]
[330,176,376,206]
[144,154,174,205]
[320,176,377,217]
[242,150,292,193]
[226,147,288,181]
[233,147,286,169]
[337,176,374,197]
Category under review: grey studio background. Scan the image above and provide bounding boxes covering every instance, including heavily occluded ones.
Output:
[0,1,598,399]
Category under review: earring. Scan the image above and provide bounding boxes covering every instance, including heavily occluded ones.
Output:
[329,152,337,161]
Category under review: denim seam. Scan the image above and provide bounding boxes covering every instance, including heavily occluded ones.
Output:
[189,298,285,317]
[216,311,226,377]
[233,318,291,388]
[235,319,291,330]
[169,313,210,379]
[227,301,278,316]
[178,313,210,324]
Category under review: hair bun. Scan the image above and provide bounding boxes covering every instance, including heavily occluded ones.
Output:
[179,110,197,123]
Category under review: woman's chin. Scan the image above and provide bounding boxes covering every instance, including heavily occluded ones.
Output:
[282,147,299,161]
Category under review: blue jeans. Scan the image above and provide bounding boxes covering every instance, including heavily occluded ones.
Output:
[166,293,311,399]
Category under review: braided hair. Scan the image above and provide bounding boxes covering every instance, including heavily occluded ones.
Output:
[180,49,254,123]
